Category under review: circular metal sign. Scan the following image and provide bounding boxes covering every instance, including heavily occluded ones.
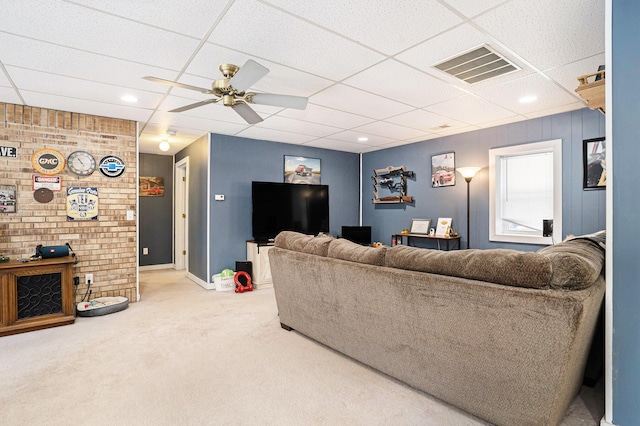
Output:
[98,155,126,178]
[31,148,65,175]
[34,188,54,203]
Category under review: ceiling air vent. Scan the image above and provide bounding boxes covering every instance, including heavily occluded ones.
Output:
[433,45,519,84]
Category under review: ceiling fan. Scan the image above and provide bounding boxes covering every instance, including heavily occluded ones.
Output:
[144,59,308,124]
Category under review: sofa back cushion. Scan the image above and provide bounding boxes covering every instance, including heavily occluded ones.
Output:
[386,245,553,289]
[328,238,386,266]
[274,231,333,257]
[537,239,605,290]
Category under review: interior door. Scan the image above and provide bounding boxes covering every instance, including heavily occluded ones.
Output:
[174,158,189,271]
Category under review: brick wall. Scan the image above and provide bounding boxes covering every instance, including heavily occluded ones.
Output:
[0,102,138,302]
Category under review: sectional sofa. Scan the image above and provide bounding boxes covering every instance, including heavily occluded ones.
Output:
[268,230,606,426]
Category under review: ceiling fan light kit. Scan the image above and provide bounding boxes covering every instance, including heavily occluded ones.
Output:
[144,59,308,124]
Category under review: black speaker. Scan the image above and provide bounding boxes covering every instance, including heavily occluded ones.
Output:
[235,261,252,286]
[542,219,554,237]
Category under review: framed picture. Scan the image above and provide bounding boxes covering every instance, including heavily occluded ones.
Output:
[139,176,165,196]
[0,184,17,213]
[431,152,455,187]
[435,217,452,237]
[583,137,606,190]
[410,219,431,234]
[284,155,321,184]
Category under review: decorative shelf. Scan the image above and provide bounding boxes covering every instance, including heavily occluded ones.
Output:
[372,165,414,204]
[576,70,605,113]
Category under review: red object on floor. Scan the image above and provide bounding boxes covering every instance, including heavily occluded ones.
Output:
[234,271,253,293]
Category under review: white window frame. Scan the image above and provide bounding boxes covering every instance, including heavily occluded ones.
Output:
[489,139,562,244]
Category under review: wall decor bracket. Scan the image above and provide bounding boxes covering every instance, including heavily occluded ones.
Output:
[372,165,414,204]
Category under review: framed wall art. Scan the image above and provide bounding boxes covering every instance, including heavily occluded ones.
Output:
[583,137,606,190]
[431,152,455,187]
[0,184,17,213]
[139,176,165,196]
[284,155,321,184]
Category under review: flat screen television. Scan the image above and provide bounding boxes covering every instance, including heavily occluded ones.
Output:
[341,226,372,246]
[252,181,329,241]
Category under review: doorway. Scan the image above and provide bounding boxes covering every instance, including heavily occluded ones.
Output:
[175,157,189,271]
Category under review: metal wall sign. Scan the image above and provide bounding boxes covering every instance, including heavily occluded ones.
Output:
[31,148,65,175]
[66,187,98,221]
[0,146,17,158]
[33,175,62,191]
[98,155,125,178]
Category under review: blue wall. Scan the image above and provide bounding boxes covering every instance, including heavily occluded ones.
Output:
[612,1,640,423]
[208,133,360,276]
[362,108,605,251]
[175,134,209,282]
[139,153,174,266]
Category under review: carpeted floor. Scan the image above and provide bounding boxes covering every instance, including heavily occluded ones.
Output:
[0,269,604,425]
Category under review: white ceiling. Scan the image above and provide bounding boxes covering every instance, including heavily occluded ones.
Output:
[0,0,604,155]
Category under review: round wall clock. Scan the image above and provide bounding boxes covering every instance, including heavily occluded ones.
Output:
[67,151,97,176]
[31,148,65,175]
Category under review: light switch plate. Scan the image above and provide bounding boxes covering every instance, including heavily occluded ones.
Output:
[214,194,225,201]
[127,210,134,220]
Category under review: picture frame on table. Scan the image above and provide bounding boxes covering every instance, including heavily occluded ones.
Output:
[410,219,431,234]
[435,217,452,237]
[583,137,606,190]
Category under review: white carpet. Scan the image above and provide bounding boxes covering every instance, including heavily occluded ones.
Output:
[0,269,603,425]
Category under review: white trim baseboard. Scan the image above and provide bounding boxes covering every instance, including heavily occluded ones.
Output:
[601,418,615,426]
[187,271,214,290]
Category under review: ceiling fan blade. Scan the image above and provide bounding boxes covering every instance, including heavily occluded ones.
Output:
[232,102,263,124]
[169,99,219,113]
[229,60,269,91]
[144,76,212,94]
[248,93,308,110]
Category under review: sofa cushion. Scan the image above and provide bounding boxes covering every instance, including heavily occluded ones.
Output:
[274,231,333,257]
[537,238,605,290]
[386,245,553,289]
[328,238,386,266]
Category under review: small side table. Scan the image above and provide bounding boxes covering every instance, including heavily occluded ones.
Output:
[391,233,461,251]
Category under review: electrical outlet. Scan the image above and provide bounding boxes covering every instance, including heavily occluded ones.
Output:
[85,273,93,284]
[143,247,149,255]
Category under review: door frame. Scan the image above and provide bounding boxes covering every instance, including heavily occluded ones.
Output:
[175,157,189,271]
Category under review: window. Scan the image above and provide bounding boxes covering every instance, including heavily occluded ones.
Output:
[489,139,562,244]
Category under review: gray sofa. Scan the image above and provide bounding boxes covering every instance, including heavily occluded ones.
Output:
[268,231,606,426]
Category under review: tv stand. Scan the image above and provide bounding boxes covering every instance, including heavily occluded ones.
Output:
[246,241,274,289]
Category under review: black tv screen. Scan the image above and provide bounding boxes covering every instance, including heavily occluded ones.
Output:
[341,226,372,246]
[252,181,329,241]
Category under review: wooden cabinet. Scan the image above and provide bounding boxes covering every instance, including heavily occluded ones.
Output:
[246,241,273,289]
[0,256,76,337]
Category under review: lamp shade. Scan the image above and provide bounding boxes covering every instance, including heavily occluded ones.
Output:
[457,167,481,180]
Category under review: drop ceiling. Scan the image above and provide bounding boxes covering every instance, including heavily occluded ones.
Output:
[0,0,604,154]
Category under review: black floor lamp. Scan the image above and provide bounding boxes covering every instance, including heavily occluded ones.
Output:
[456,167,481,249]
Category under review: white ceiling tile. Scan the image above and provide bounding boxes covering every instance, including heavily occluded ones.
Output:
[385,109,468,132]
[0,33,180,92]
[473,73,580,115]
[302,138,363,153]
[68,0,230,38]
[254,116,343,137]
[7,67,164,109]
[149,111,249,135]
[207,0,385,81]
[473,0,605,70]
[523,102,588,120]
[442,0,508,18]
[326,130,396,147]
[424,95,517,126]
[0,87,22,105]
[20,91,154,123]
[262,0,462,55]
[277,104,374,129]
[236,127,317,145]
[343,60,466,108]
[311,85,414,120]
[0,0,200,69]
[352,121,426,140]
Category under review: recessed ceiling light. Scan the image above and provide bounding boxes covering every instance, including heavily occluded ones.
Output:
[159,140,170,152]
[358,137,369,142]
[519,95,537,104]
[121,95,138,103]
